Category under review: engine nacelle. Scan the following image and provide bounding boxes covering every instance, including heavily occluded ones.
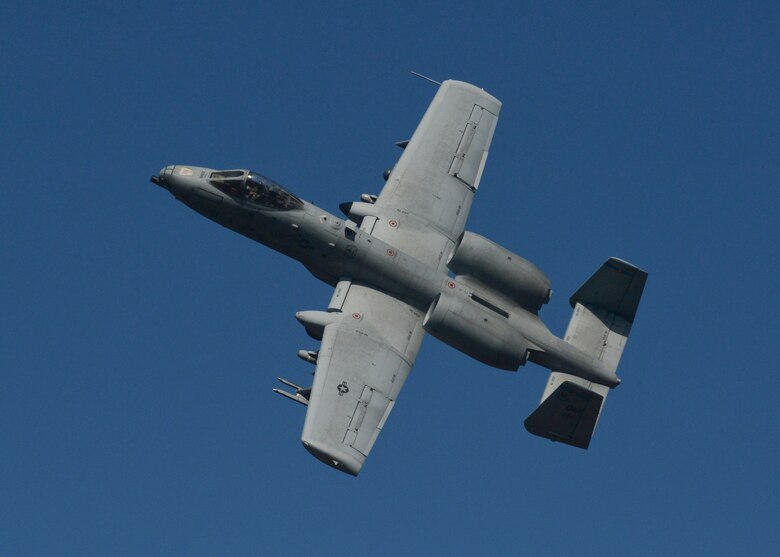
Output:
[422,292,530,371]
[447,232,552,312]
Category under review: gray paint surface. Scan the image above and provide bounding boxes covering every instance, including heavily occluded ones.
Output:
[151,80,647,475]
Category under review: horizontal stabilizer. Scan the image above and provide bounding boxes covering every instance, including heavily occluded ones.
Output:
[524,380,605,449]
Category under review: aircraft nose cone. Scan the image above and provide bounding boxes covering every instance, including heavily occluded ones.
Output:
[159,165,174,183]
[151,166,176,188]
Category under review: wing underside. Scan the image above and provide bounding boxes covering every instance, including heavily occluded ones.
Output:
[301,283,425,475]
[364,80,501,269]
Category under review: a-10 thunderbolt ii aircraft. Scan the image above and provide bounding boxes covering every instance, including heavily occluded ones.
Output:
[150,79,647,476]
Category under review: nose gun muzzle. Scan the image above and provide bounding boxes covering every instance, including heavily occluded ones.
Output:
[150,166,176,188]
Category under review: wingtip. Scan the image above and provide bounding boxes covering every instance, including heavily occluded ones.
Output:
[301,438,363,476]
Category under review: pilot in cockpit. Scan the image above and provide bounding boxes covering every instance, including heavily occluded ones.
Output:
[209,170,304,211]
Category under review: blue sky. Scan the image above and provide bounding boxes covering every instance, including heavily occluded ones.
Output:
[2,1,779,555]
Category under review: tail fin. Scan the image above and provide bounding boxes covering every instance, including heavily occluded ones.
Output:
[525,258,647,449]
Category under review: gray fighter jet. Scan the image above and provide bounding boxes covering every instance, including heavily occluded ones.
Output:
[150,79,647,476]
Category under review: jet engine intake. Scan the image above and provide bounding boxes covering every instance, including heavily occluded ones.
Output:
[447,232,552,312]
[422,292,530,371]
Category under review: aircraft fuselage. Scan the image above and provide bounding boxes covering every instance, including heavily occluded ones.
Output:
[153,165,619,386]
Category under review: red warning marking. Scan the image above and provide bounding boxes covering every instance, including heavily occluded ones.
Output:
[388,219,398,228]
[447,281,456,289]
[387,249,396,257]
[352,312,362,320]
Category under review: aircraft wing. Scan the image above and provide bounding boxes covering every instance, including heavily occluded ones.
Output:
[364,79,501,269]
[300,282,425,475]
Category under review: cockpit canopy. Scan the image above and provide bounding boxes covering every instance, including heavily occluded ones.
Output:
[209,170,304,210]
